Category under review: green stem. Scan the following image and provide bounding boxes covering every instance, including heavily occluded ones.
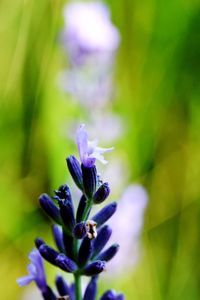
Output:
[81,197,93,221]
[74,238,82,300]
[74,273,82,300]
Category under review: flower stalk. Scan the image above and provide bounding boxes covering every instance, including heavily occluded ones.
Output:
[17,124,124,300]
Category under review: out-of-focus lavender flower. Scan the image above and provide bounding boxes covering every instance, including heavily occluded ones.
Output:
[17,249,46,292]
[63,2,120,64]
[105,184,148,275]
[59,1,120,107]
[76,124,113,167]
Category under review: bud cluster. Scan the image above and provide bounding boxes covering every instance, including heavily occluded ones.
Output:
[17,138,124,300]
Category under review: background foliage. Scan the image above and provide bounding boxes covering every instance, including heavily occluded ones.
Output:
[0,0,200,299]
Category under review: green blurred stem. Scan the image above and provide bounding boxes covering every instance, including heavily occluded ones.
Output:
[74,273,81,300]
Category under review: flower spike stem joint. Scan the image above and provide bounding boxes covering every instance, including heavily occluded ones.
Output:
[17,124,124,300]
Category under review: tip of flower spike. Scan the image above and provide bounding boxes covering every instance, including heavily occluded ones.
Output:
[76,123,113,167]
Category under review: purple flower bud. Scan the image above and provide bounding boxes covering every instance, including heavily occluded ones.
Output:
[92,225,112,258]
[76,195,91,222]
[92,202,117,227]
[42,286,57,300]
[73,222,87,239]
[83,260,105,276]
[83,276,98,300]
[62,232,75,260]
[39,194,62,224]
[96,244,119,262]
[82,164,97,198]
[66,155,83,190]
[93,182,110,204]
[100,290,116,300]
[78,236,93,267]
[54,184,72,201]
[52,225,65,253]
[56,275,71,296]
[37,244,59,265]
[35,238,45,249]
[55,253,77,273]
[58,189,75,233]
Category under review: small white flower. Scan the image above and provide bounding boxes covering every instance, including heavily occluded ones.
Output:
[76,124,113,167]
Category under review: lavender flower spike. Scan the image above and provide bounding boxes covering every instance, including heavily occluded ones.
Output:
[17,249,46,292]
[76,124,113,167]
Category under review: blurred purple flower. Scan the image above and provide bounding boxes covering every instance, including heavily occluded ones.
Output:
[106,184,148,275]
[76,124,113,167]
[17,249,47,292]
[59,1,120,106]
[63,2,120,64]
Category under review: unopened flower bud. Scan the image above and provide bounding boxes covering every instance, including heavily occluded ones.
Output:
[92,225,112,258]
[39,194,62,225]
[83,260,106,276]
[83,276,98,300]
[66,155,83,190]
[37,244,59,265]
[81,164,97,198]
[55,275,70,297]
[93,182,110,204]
[96,244,119,262]
[52,225,65,253]
[92,202,117,227]
[73,222,87,239]
[100,290,116,300]
[42,286,57,300]
[78,236,93,267]
[55,253,77,273]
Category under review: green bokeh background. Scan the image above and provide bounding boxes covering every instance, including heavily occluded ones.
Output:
[1,0,200,299]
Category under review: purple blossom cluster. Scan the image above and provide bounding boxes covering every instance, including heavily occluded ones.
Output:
[17,125,124,300]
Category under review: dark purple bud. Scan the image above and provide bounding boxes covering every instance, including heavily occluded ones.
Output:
[92,225,112,258]
[76,195,91,222]
[56,275,70,296]
[83,260,106,276]
[66,156,83,190]
[52,225,65,253]
[100,290,116,300]
[42,286,57,300]
[83,276,98,300]
[73,222,87,239]
[93,182,110,204]
[81,164,97,198]
[35,237,45,249]
[92,202,117,227]
[54,184,72,201]
[38,244,59,265]
[58,192,75,233]
[39,194,62,224]
[96,244,119,262]
[63,232,75,260]
[55,253,77,273]
[78,236,93,267]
